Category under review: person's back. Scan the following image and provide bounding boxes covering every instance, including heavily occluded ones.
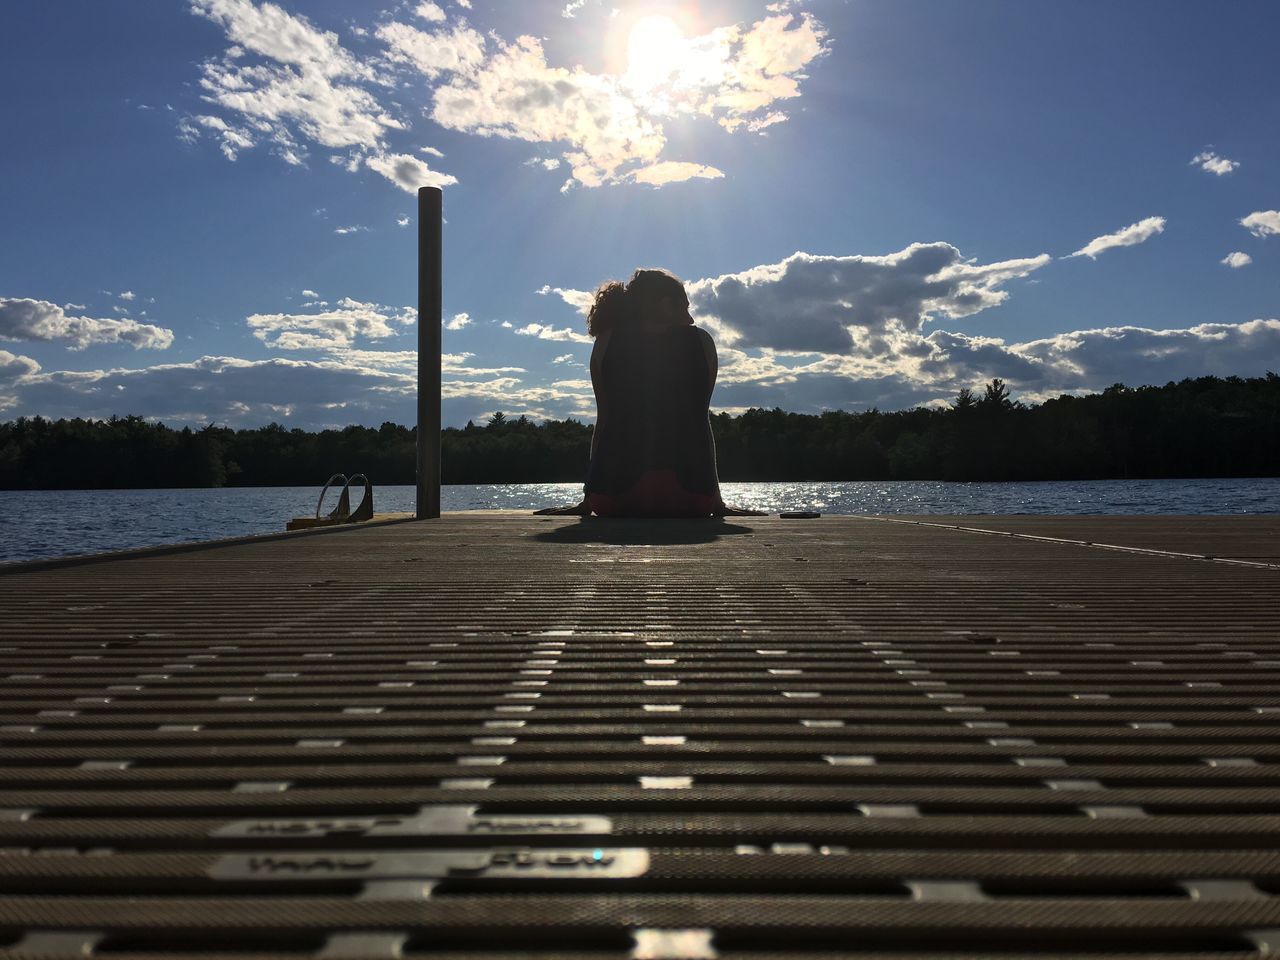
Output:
[586,322,718,516]
[534,267,762,518]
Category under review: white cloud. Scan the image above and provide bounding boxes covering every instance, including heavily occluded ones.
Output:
[187,2,824,192]
[1190,150,1239,176]
[537,242,1046,360]
[514,322,591,343]
[1,295,609,430]
[8,355,416,430]
[423,10,827,188]
[189,0,403,161]
[702,319,1280,415]
[745,111,788,133]
[704,13,829,133]
[443,356,525,376]
[0,350,40,387]
[526,245,1280,414]
[551,353,574,363]
[7,315,1279,430]
[333,224,369,235]
[182,114,260,160]
[631,160,724,186]
[364,151,457,193]
[561,0,593,18]
[325,347,525,377]
[324,348,417,371]
[376,20,486,80]
[430,35,666,188]
[440,376,594,420]
[414,2,446,22]
[300,288,318,298]
[1015,320,1280,390]
[1221,251,1252,269]
[0,298,174,351]
[688,244,1051,353]
[397,216,411,227]
[247,297,415,349]
[119,290,137,301]
[537,284,593,314]
[192,0,366,73]
[1240,210,1280,238]
[0,330,584,428]
[1068,216,1166,259]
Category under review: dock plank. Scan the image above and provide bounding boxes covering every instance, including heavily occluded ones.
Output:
[1,515,1279,958]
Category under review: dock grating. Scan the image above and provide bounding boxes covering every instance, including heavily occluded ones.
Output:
[1,514,1279,958]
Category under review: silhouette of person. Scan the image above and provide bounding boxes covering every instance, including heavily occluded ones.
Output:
[536,268,763,518]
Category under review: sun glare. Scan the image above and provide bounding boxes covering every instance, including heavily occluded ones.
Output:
[626,15,685,90]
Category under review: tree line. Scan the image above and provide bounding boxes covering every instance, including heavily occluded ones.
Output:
[1,374,1277,489]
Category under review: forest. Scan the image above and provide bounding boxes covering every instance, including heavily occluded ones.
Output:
[1,374,1277,489]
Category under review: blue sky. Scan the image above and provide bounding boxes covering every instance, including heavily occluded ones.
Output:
[1,0,1278,429]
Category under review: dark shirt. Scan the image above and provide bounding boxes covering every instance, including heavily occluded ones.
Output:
[585,324,718,497]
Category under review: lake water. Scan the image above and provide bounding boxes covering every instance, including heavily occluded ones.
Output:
[1,478,1276,565]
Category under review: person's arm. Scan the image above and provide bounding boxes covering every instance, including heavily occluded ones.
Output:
[698,327,717,406]
[533,331,610,516]
[589,328,611,461]
[698,328,764,517]
[698,328,725,506]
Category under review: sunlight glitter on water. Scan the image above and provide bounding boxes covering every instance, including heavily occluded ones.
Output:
[1,479,1277,564]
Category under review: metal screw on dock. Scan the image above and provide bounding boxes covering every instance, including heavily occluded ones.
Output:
[417,185,442,519]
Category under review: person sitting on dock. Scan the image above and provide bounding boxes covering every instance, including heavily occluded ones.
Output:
[537,268,762,518]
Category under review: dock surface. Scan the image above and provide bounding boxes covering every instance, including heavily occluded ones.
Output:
[2,514,1280,958]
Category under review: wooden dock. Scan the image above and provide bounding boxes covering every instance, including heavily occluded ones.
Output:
[1,514,1279,959]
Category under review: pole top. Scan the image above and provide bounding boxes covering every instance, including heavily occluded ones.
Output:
[418,185,443,199]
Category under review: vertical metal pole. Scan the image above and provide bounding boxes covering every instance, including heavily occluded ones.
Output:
[416,186,442,519]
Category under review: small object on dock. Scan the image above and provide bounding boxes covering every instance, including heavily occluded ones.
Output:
[287,473,374,530]
[780,511,821,519]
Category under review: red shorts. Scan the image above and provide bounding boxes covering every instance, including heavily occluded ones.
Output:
[587,470,718,518]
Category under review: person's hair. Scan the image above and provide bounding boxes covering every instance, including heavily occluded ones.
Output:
[587,268,685,338]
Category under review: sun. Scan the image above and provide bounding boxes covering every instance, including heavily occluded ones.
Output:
[625,15,686,90]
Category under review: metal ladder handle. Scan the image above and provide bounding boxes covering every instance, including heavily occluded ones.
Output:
[316,473,350,521]
[345,474,373,522]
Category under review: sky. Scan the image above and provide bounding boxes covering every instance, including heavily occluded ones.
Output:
[1,0,1278,430]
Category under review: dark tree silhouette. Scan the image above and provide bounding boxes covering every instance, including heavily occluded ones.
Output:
[981,378,1015,411]
[1,374,1277,489]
